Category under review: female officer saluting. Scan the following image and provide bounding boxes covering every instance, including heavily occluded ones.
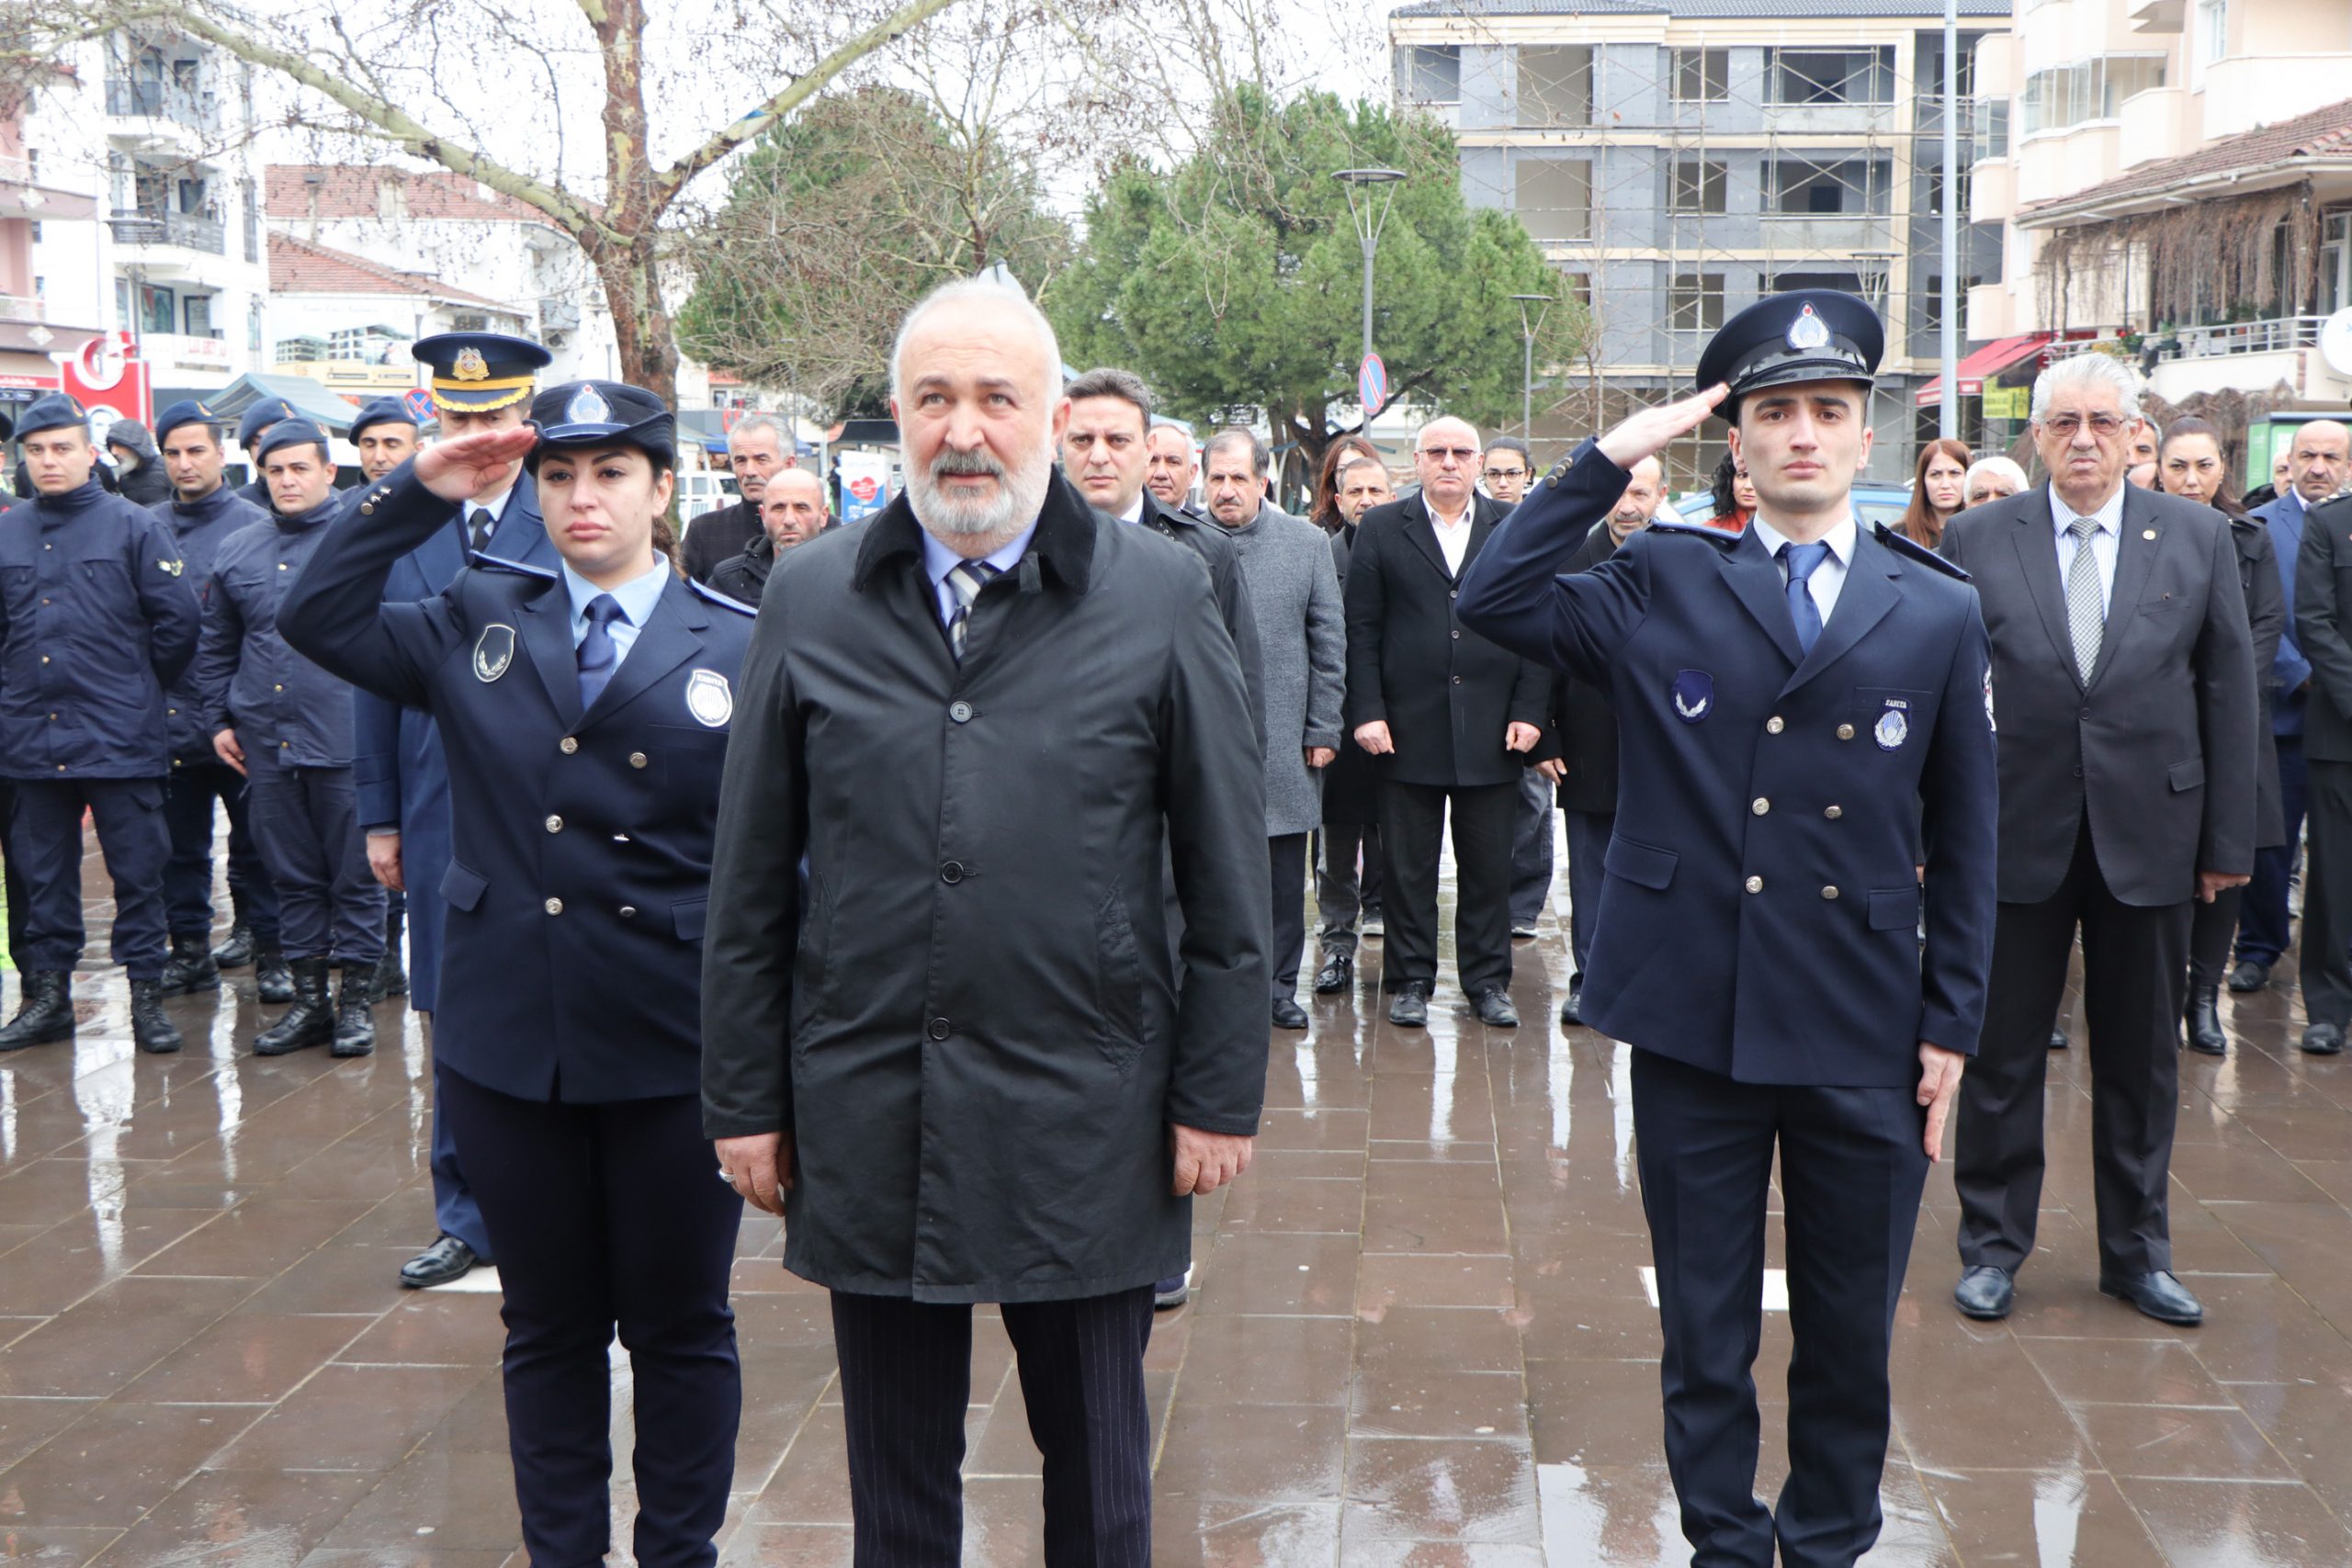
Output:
[279,381,754,1568]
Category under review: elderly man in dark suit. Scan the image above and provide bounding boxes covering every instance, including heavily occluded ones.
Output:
[1346,416,1551,1028]
[1944,355,2256,1327]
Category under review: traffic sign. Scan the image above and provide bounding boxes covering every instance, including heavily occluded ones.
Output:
[1359,353,1388,419]
[402,388,435,421]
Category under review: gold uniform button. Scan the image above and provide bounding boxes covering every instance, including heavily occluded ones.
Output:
[545,815,563,834]
[39,655,48,664]
[1744,875,1764,894]
[1837,724,1855,740]
[629,752,648,769]
[278,563,288,571]
[1766,716,1785,734]
[1822,886,1840,900]
[359,503,373,515]
[544,897,564,915]
[1751,797,1770,816]
[273,683,283,692]
[1825,805,1843,819]
[560,737,579,755]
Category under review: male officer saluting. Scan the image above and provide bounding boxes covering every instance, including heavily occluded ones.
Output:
[0,394,204,1054]
[355,332,553,1290]
[1457,291,1998,1568]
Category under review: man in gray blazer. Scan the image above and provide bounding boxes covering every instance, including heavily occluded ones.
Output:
[1943,354,2256,1328]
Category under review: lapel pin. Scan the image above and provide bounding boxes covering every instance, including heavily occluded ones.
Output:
[2143,529,2157,540]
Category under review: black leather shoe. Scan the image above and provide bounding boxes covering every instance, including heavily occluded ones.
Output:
[211,923,254,970]
[2100,1269,2203,1325]
[2049,1031,2069,1050]
[1388,982,1430,1028]
[2304,1022,2346,1056]
[2226,958,2271,993]
[1313,947,1352,994]
[400,1235,481,1289]
[1558,979,1583,1026]
[254,959,334,1055]
[1272,997,1308,1030]
[1473,987,1519,1027]
[1510,926,1537,941]
[254,945,295,1005]
[129,978,183,1055]
[2184,984,2226,1055]
[0,971,76,1051]
[1953,1264,2015,1320]
[159,933,221,996]
[331,967,377,1057]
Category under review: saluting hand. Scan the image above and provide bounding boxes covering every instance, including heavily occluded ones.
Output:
[1596,384,1730,471]
[1917,1043,1966,1162]
[414,425,539,503]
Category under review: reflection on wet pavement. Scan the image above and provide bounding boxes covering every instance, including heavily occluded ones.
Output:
[4,840,2352,1564]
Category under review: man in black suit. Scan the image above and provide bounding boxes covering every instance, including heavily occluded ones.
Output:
[682,412,792,583]
[1944,354,2256,1327]
[1345,416,1550,1028]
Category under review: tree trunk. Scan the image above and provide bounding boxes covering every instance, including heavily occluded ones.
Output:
[586,0,677,404]
[587,234,678,404]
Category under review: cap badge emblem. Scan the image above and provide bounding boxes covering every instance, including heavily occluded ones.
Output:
[1787,304,1831,352]
[566,383,612,426]
[453,347,490,382]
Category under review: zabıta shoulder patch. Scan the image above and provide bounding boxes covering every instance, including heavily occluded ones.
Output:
[473,623,516,682]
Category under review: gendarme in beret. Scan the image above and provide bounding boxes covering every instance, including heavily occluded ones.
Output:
[1695,289,1883,420]
[254,418,333,464]
[348,396,417,442]
[153,399,222,446]
[412,331,552,413]
[526,380,674,471]
[237,399,296,448]
[16,393,89,441]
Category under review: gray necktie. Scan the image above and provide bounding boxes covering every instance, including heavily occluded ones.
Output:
[2065,516,2104,682]
[944,559,1001,661]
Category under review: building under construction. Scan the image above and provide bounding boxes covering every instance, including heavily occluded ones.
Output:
[1388,0,2011,489]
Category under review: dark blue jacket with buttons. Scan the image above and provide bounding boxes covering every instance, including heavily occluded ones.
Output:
[278,461,756,1103]
[1456,441,2000,1089]
[0,479,202,779]
[154,485,271,765]
[190,498,361,767]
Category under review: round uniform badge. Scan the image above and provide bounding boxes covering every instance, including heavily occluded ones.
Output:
[473,624,516,682]
[685,669,733,728]
[1875,705,1908,750]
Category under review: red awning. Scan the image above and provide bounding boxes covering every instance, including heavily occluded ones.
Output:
[1915,333,2052,408]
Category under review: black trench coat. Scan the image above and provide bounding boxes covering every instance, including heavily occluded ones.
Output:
[701,473,1271,1303]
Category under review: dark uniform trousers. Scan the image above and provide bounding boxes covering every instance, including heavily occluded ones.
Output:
[1378,779,1517,995]
[2299,761,2352,1030]
[2235,734,2305,968]
[0,781,27,964]
[1269,832,1308,998]
[8,778,172,978]
[1957,814,2189,1277]
[438,1069,742,1568]
[245,751,382,966]
[1313,823,1382,946]
[163,760,280,943]
[1508,767,1555,929]
[1562,809,1612,978]
[829,1286,1156,1568]
[1634,1048,1929,1568]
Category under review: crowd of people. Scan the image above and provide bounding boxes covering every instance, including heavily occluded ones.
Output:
[0,277,2346,1568]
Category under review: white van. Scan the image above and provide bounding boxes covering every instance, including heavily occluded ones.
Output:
[676,471,740,523]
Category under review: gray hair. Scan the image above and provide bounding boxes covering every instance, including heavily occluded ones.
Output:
[1064,367,1153,428]
[890,276,1064,406]
[1204,427,1269,479]
[1964,455,2030,495]
[2030,355,2144,424]
[729,412,792,452]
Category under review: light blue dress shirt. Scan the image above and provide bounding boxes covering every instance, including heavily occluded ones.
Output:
[1747,513,1859,626]
[918,524,1036,628]
[560,556,670,667]
[2049,481,2126,617]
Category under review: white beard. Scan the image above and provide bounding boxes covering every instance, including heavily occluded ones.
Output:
[908,441,1053,542]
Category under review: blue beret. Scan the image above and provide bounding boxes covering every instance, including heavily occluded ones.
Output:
[153,399,223,445]
[1695,290,1883,419]
[254,418,332,463]
[237,399,297,446]
[412,332,550,412]
[526,380,674,471]
[17,393,89,440]
[348,397,417,441]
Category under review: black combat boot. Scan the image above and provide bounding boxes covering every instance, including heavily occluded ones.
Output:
[331,966,377,1058]
[254,942,296,1005]
[2185,984,2227,1056]
[159,932,221,996]
[0,971,76,1051]
[254,959,334,1055]
[369,905,408,1002]
[129,978,183,1055]
[211,922,255,969]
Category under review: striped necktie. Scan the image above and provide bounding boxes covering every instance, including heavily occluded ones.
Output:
[2065,517,2104,682]
[945,559,1001,661]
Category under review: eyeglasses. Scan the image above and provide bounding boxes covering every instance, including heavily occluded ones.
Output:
[1482,467,1526,481]
[1419,446,1478,463]
[2039,413,2130,439]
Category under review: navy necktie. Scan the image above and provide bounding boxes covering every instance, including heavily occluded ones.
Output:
[1780,540,1831,656]
[576,594,627,709]
[469,508,494,556]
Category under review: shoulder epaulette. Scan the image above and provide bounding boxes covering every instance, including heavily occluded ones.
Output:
[1644,516,1742,549]
[465,550,560,581]
[689,577,758,616]
[1872,522,1971,581]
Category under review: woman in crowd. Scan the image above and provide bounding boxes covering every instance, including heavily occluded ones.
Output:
[1899,437,1972,549]
[1312,434,1384,533]
[1705,450,1756,533]
[2160,415,2284,1057]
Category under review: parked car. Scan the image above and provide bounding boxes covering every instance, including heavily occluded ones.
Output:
[1668,482,1914,533]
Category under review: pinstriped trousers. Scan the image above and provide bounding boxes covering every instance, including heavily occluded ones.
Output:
[830,1287,1156,1566]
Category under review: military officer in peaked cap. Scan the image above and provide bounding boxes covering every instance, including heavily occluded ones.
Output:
[1457,291,1999,1568]
[281,379,753,1567]
[353,331,555,1291]
[0,394,205,1055]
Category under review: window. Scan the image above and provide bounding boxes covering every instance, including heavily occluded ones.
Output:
[1769,49,1894,107]
[1519,46,1592,128]
[1669,274,1724,333]
[1917,276,1983,334]
[1672,48,1728,103]
[1402,44,1460,104]
[138,282,175,335]
[1766,157,1891,216]
[1670,159,1727,214]
[1516,157,1591,242]
[2320,211,2351,318]
[2020,56,2165,133]
[1921,163,1973,218]
[1561,272,1592,310]
[1972,96,2010,161]
[2199,0,2230,66]
[183,294,212,335]
[449,311,491,333]
[242,175,258,263]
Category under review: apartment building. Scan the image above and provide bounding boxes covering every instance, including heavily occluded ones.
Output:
[0,102,103,427]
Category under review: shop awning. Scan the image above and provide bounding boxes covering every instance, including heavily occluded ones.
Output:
[1915,333,2052,408]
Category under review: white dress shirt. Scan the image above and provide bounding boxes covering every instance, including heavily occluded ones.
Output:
[2048,482,2126,617]
[1427,497,1475,577]
[1748,513,1859,626]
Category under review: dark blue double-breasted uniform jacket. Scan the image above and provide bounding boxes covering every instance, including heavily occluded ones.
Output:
[153,486,269,767]
[0,480,201,779]
[1456,442,2000,1088]
[281,463,755,1103]
[190,500,359,766]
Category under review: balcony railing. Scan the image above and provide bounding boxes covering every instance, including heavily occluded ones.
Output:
[0,295,46,323]
[103,77,211,130]
[2165,314,2324,359]
[108,209,227,254]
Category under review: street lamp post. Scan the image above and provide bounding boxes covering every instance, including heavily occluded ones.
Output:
[1332,168,1406,370]
[1510,292,1551,437]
